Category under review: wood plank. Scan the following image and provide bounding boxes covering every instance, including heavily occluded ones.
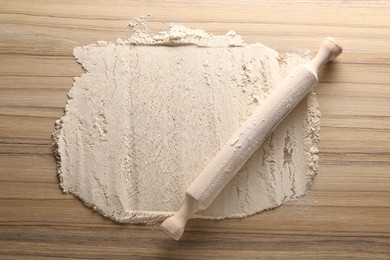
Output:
[0,0,389,258]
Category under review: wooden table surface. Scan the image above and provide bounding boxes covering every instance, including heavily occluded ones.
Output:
[1,0,389,259]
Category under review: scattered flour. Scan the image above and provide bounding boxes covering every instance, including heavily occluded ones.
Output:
[53,17,320,223]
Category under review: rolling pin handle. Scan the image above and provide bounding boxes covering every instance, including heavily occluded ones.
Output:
[306,37,343,76]
[160,193,198,240]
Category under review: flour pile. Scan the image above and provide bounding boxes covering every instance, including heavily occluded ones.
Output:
[53,17,320,223]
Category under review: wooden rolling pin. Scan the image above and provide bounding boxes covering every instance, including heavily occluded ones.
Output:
[161,37,343,240]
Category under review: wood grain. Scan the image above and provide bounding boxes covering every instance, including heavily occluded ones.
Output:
[1,0,389,259]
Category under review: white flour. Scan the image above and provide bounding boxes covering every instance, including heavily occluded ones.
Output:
[53,18,320,223]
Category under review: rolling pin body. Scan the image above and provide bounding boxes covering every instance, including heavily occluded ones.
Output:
[161,37,343,240]
[188,65,317,208]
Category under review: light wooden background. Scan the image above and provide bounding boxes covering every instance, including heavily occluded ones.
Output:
[1,0,389,259]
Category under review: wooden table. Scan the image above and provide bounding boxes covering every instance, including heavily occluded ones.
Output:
[1,1,389,258]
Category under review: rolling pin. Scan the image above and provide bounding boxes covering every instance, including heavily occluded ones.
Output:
[161,37,343,240]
